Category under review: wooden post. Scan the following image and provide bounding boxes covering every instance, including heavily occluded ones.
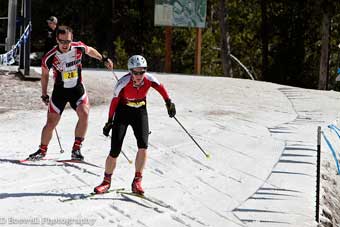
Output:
[194,27,202,75]
[164,26,172,73]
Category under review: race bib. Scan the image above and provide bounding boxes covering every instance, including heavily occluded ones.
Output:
[62,70,78,88]
[63,70,78,80]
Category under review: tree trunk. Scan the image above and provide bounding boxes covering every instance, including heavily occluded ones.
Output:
[218,0,233,77]
[138,0,144,54]
[261,0,268,81]
[318,11,330,90]
[111,0,116,56]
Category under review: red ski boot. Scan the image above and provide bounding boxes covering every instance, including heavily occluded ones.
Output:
[131,172,144,195]
[94,174,111,194]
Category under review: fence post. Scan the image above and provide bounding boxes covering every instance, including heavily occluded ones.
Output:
[316,126,321,223]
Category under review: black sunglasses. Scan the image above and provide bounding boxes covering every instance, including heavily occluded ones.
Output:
[57,29,66,34]
[131,70,146,75]
[58,39,72,45]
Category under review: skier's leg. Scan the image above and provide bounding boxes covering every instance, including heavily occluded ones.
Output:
[75,103,89,138]
[41,112,61,146]
[94,112,128,193]
[70,104,89,160]
[28,111,60,160]
[94,155,117,194]
[135,148,147,173]
[29,86,66,160]
[68,84,89,160]
[71,90,89,160]
[105,155,117,174]
[131,107,149,194]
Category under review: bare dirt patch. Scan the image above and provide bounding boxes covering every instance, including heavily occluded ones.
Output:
[0,69,112,114]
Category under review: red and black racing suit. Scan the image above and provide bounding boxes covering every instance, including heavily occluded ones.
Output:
[108,72,170,157]
[41,42,89,115]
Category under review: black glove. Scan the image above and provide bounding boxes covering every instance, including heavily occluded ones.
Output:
[101,53,109,63]
[103,121,113,137]
[165,99,176,118]
[41,95,49,105]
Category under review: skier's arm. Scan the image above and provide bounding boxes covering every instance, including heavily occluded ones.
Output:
[151,82,170,101]
[151,82,176,118]
[86,46,113,70]
[86,46,102,60]
[102,96,120,137]
[41,66,49,97]
[108,97,120,122]
[40,66,50,105]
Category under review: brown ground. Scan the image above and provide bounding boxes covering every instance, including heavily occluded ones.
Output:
[0,68,112,114]
[0,69,46,113]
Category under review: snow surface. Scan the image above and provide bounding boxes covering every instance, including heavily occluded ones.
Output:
[1,68,340,227]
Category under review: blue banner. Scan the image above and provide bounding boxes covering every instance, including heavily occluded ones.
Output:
[0,23,31,65]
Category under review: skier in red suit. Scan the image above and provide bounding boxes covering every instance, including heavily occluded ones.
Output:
[94,55,176,194]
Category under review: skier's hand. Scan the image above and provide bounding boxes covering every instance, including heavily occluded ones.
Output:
[104,58,113,70]
[165,99,176,118]
[41,95,49,105]
[101,54,114,70]
[103,121,113,137]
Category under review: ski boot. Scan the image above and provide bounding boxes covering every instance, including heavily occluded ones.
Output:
[28,146,47,161]
[71,149,84,161]
[132,172,144,195]
[94,175,111,194]
[71,137,84,161]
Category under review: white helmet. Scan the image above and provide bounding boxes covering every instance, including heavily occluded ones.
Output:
[127,55,147,70]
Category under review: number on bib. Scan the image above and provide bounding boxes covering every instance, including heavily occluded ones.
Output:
[63,70,78,80]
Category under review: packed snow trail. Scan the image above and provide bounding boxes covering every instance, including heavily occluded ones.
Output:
[1,69,340,226]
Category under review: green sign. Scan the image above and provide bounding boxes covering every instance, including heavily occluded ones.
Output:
[154,0,207,28]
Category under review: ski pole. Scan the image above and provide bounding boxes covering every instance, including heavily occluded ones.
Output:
[107,135,132,164]
[55,128,64,153]
[112,70,118,81]
[103,54,118,81]
[121,150,133,164]
[173,116,210,158]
